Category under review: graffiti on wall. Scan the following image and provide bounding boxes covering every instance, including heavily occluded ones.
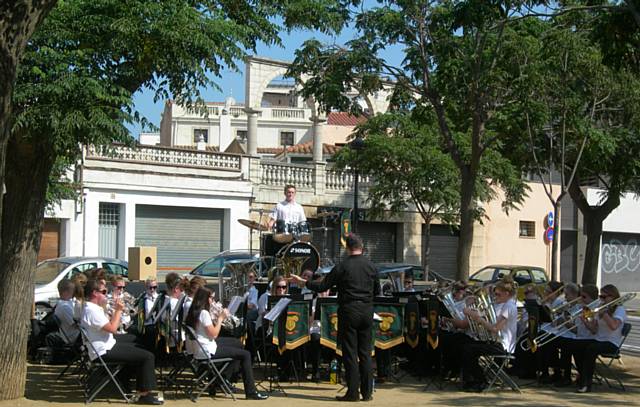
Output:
[601,239,640,274]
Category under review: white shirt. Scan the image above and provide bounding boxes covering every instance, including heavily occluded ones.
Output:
[247,286,258,309]
[270,200,306,224]
[81,302,116,360]
[144,292,158,325]
[595,306,626,347]
[495,299,518,354]
[54,299,79,344]
[193,309,217,359]
[256,291,270,329]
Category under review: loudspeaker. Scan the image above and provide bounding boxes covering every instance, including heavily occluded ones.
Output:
[128,246,157,281]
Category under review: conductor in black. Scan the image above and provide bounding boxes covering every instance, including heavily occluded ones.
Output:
[290,233,379,402]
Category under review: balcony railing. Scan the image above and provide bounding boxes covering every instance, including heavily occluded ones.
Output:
[270,108,306,120]
[260,161,314,189]
[87,144,242,171]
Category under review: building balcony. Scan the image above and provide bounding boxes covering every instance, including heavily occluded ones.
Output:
[182,105,312,122]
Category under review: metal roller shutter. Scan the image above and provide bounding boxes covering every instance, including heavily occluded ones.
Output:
[600,232,640,292]
[423,224,459,280]
[135,205,224,272]
[355,222,397,263]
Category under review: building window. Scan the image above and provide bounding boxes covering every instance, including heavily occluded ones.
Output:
[236,130,247,142]
[519,221,536,238]
[280,131,294,146]
[194,128,208,143]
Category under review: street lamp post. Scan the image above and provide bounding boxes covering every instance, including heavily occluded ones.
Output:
[350,135,365,233]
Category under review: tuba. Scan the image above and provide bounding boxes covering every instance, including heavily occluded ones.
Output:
[465,287,501,343]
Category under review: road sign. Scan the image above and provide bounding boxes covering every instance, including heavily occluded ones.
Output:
[546,211,554,228]
[545,227,554,243]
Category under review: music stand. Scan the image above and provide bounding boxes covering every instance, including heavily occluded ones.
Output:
[258,295,292,395]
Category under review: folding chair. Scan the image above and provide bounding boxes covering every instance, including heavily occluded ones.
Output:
[480,353,521,393]
[182,324,236,401]
[595,322,632,391]
[53,316,83,380]
[78,327,133,403]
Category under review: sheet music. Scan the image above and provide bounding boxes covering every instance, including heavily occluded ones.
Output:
[227,295,243,315]
[264,297,292,322]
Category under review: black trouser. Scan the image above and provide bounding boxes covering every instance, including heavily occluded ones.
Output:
[214,337,258,396]
[537,335,572,378]
[461,341,505,384]
[375,347,391,379]
[338,301,373,399]
[442,331,476,375]
[101,340,157,391]
[572,339,617,387]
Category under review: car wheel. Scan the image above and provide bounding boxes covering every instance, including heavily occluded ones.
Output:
[34,302,53,321]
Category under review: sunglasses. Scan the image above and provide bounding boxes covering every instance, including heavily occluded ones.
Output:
[599,294,609,299]
[114,285,125,289]
[276,285,287,289]
[148,286,158,291]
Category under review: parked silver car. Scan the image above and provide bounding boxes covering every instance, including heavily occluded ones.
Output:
[34,256,128,319]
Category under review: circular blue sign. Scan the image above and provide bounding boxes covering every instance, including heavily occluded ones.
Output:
[547,211,554,228]
[545,227,554,242]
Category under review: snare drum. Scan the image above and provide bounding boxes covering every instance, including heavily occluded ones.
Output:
[273,219,294,243]
[294,221,312,242]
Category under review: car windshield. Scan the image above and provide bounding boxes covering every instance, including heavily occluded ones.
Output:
[470,267,496,282]
[35,261,69,285]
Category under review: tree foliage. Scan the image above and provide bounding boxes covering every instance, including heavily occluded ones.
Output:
[1,0,353,400]
[288,0,544,279]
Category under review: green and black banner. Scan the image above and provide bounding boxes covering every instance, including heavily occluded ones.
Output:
[404,301,420,348]
[374,303,405,350]
[273,301,310,354]
[320,301,342,355]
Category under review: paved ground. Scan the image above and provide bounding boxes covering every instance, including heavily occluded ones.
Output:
[3,353,640,407]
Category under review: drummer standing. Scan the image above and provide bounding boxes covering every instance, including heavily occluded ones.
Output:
[268,184,306,228]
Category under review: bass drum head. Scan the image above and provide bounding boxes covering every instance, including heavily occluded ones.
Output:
[276,241,320,273]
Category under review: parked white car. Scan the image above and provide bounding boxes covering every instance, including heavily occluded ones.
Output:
[34,256,128,319]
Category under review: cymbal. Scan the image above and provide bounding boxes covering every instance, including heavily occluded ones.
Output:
[238,218,268,231]
[316,211,338,218]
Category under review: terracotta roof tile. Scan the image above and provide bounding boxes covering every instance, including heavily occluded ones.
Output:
[273,142,343,157]
[327,112,366,126]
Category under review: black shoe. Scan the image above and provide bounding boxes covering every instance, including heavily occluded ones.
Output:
[246,392,269,400]
[554,377,573,387]
[362,395,373,401]
[137,394,163,405]
[336,395,359,402]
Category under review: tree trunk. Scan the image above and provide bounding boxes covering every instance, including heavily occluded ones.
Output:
[423,221,431,281]
[567,178,621,286]
[581,214,604,285]
[0,137,54,400]
[456,173,475,281]
[0,0,59,254]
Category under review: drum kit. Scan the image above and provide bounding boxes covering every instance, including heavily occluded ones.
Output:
[237,209,339,279]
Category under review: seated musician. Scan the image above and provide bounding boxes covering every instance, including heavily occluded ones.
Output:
[45,279,80,348]
[538,282,580,386]
[461,277,518,392]
[185,287,268,400]
[573,284,627,393]
[440,281,477,379]
[80,279,162,405]
[157,273,189,350]
[257,275,288,330]
[267,184,306,229]
[536,281,564,383]
[135,277,160,351]
[108,276,132,334]
[183,276,206,316]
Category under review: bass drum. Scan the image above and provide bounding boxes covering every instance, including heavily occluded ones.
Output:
[276,241,320,276]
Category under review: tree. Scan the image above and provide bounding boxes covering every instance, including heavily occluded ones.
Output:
[535,6,640,285]
[334,111,460,275]
[0,0,58,268]
[288,0,543,280]
[0,0,351,399]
